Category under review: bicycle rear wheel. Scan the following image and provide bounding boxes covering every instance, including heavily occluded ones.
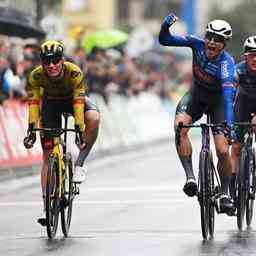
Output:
[61,153,74,237]
[246,149,256,226]
[237,147,247,231]
[198,151,210,240]
[46,155,60,239]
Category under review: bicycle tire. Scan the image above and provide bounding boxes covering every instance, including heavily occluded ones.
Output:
[61,153,74,237]
[208,153,215,238]
[246,148,256,226]
[45,155,60,239]
[237,147,247,231]
[198,150,210,240]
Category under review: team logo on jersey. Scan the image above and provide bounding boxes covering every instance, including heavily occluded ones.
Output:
[78,92,85,97]
[221,61,229,79]
[193,64,214,83]
[71,71,81,78]
[33,72,41,80]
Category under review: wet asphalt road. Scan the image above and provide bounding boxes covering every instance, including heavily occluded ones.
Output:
[0,137,256,256]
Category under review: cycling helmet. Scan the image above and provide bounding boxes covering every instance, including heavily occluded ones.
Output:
[244,36,256,53]
[206,20,232,40]
[40,40,64,59]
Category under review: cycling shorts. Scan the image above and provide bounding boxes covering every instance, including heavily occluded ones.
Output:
[175,88,225,135]
[41,96,99,130]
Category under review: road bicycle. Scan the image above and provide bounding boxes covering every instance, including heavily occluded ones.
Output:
[33,113,80,239]
[233,122,256,231]
[177,116,226,240]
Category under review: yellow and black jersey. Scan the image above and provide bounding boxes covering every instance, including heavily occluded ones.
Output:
[27,61,86,130]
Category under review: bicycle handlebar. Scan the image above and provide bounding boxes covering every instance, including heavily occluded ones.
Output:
[32,127,76,136]
[178,121,227,129]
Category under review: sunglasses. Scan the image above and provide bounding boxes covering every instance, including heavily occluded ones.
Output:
[42,56,62,65]
[205,32,225,43]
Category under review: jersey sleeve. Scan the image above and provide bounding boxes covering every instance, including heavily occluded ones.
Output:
[26,68,41,126]
[220,58,237,126]
[158,22,202,48]
[71,65,86,131]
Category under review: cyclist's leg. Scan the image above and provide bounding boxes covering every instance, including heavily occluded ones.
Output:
[213,135,231,192]
[174,90,203,196]
[75,96,100,167]
[211,97,232,193]
[230,93,249,198]
[211,97,234,211]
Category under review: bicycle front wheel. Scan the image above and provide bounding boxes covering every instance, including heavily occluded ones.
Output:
[246,148,256,226]
[198,151,210,240]
[237,147,247,231]
[45,155,60,239]
[61,153,74,237]
[208,153,215,239]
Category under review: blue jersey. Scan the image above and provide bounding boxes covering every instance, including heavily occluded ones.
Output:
[236,61,256,99]
[159,24,236,125]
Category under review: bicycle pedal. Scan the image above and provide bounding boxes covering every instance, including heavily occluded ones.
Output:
[75,187,80,195]
[214,186,220,194]
[227,211,237,217]
[61,197,69,208]
[249,193,255,200]
[37,218,46,226]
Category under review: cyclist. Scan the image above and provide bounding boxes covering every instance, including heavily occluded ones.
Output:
[159,13,236,212]
[23,40,100,224]
[230,36,256,199]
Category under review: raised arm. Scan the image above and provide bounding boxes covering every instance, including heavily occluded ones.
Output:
[158,13,192,47]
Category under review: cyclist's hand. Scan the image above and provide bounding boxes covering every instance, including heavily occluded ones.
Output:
[163,13,178,27]
[226,125,236,145]
[75,124,86,150]
[23,132,36,149]
[24,123,36,149]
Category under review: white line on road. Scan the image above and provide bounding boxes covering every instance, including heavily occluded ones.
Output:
[82,185,179,192]
[0,198,195,206]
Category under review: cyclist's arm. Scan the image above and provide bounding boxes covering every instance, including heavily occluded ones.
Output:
[73,80,86,131]
[159,21,199,47]
[221,59,237,126]
[27,74,41,126]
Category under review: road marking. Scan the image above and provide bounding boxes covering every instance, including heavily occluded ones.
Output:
[82,185,180,192]
[0,198,195,206]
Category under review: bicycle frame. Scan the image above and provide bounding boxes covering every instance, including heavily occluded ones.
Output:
[235,122,256,191]
[51,140,65,198]
[34,115,76,199]
[199,116,222,195]
[32,113,78,239]
[234,122,256,230]
[178,116,222,192]
[178,115,225,239]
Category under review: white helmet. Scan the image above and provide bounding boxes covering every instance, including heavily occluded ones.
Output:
[244,36,256,52]
[206,20,232,40]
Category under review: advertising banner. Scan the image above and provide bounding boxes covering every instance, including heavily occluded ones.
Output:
[0,100,42,169]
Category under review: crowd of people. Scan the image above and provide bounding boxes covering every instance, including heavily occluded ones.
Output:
[0,35,192,107]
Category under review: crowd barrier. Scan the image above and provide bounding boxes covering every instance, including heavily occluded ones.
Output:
[0,94,174,170]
